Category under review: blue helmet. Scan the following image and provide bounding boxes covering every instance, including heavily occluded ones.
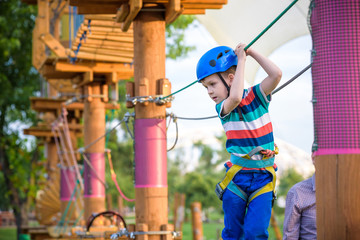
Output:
[196,46,238,82]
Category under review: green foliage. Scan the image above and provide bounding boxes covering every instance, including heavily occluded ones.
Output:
[0,0,40,124]
[277,168,305,198]
[166,15,196,59]
[0,3,44,236]
[274,168,305,215]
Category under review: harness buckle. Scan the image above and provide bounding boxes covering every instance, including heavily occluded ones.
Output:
[215,183,225,201]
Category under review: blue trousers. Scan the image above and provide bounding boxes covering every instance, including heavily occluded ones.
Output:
[222,171,273,240]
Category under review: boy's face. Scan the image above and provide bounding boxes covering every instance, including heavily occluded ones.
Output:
[201,74,230,104]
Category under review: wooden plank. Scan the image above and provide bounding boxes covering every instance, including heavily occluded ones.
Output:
[84,19,129,29]
[77,31,133,40]
[71,46,134,58]
[183,3,223,9]
[122,0,142,32]
[32,19,47,70]
[68,51,133,63]
[40,33,67,58]
[55,61,133,74]
[30,97,85,111]
[73,37,133,47]
[165,0,183,24]
[182,8,205,14]
[182,0,227,3]
[40,64,78,79]
[75,42,133,52]
[80,25,127,34]
[116,3,130,23]
[76,33,133,43]
[84,14,116,21]
[77,5,118,14]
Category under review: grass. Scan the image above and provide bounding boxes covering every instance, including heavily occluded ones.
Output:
[0,214,284,240]
[0,227,16,240]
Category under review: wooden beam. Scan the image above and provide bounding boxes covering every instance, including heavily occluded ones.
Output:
[165,0,183,24]
[182,8,205,14]
[55,61,133,74]
[40,33,67,58]
[77,5,119,14]
[40,64,78,79]
[183,3,224,9]
[84,14,116,21]
[122,0,142,32]
[30,97,84,111]
[116,3,130,23]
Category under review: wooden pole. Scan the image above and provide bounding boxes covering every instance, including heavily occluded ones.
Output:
[133,10,168,240]
[83,83,106,222]
[173,193,185,232]
[117,196,124,216]
[315,155,360,239]
[191,202,203,240]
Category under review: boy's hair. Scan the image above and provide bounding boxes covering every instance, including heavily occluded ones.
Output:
[220,66,237,78]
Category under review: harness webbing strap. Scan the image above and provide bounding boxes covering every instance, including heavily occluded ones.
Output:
[219,164,243,190]
[216,147,278,203]
[248,166,276,202]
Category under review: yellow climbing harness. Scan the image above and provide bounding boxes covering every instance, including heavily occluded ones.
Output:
[215,146,278,205]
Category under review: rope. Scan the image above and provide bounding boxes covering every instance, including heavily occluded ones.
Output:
[82,153,108,188]
[160,0,299,100]
[167,115,178,152]
[61,107,84,190]
[106,150,135,202]
[78,119,124,153]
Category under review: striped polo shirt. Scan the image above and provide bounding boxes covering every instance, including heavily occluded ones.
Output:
[216,84,275,171]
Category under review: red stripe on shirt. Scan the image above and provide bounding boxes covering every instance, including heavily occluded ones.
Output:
[226,122,273,140]
[240,89,255,107]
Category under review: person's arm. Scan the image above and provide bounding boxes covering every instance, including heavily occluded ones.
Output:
[247,48,282,96]
[283,189,301,240]
[221,43,246,115]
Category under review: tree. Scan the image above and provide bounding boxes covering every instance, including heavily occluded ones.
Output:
[273,168,305,215]
[0,0,44,238]
[166,15,196,59]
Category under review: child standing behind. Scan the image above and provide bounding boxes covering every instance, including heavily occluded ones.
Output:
[196,43,282,239]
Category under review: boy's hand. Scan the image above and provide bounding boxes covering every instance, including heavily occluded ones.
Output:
[234,43,247,61]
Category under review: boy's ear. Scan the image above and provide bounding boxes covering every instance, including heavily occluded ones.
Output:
[228,73,235,86]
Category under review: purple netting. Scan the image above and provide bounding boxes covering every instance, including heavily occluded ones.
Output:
[310,0,360,155]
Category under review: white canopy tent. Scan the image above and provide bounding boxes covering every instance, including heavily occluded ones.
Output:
[196,0,310,84]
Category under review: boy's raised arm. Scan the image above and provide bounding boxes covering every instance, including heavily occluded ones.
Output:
[222,43,247,115]
[248,49,282,96]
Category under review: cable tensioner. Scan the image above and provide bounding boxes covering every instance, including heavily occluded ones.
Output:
[110,228,181,239]
[126,94,174,106]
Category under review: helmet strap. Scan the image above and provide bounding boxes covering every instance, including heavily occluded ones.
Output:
[216,72,230,97]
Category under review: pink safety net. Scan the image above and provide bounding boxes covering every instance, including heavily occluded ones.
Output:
[310,0,360,155]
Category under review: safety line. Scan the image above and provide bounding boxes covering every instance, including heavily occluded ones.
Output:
[244,0,299,51]
[160,0,299,100]
[172,62,312,121]
[106,150,135,202]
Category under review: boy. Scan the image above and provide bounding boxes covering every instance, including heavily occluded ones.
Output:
[196,43,282,239]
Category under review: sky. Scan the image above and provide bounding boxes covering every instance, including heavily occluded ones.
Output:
[165,21,313,155]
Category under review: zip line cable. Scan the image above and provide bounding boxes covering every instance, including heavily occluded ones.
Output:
[160,0,299,101]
